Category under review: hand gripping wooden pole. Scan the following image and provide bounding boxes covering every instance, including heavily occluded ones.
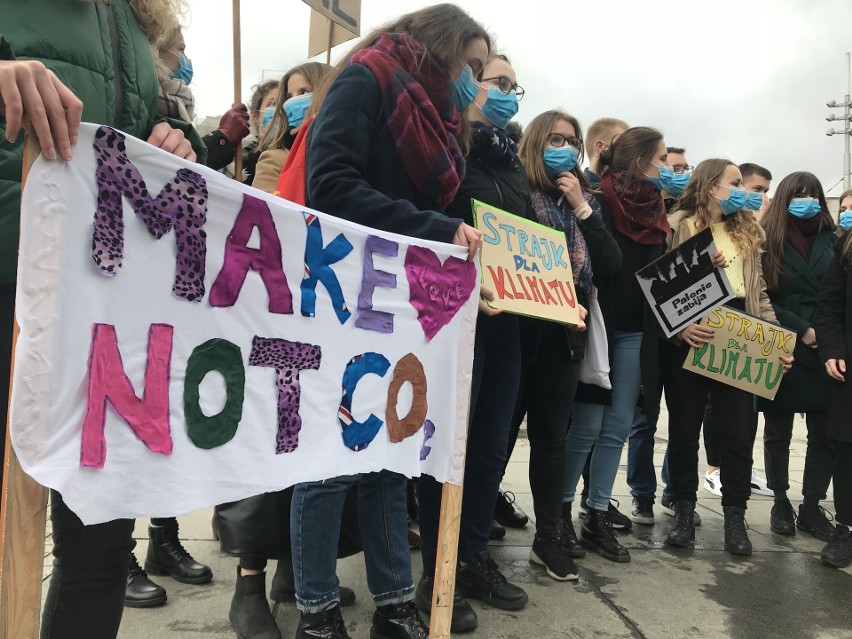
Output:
[0,132,49,639]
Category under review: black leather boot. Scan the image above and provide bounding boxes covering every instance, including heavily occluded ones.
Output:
[723,506,752,556]
[370,601,428,639]
[125,553,167,608]
[559,501,586,558]
[269,555,356,607]
[229,569,281,639]
[665,500,696,548]
[413,574,477,633]
[296,604,351,639]
[145,518,213,584]
[580,507,630,563]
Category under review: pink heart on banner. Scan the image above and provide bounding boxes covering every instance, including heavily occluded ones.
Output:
[404,246,477,341]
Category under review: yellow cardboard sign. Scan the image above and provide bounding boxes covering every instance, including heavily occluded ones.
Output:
[682,305,797,400]
[472,199,580,326]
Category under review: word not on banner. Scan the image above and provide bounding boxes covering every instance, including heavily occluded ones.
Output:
[636,228,734,337]
[472,199,580,326]
[682,305,796,400]
[10,123,478,525]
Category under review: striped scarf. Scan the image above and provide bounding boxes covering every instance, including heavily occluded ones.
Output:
[351,33,465,209]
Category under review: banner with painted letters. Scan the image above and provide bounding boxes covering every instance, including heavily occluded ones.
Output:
[11,123,478,525]
[682,305,796,400]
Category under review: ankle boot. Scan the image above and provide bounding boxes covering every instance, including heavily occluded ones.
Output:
[229,569,282,639]
[269,556,356,607]
[665,500,696,548]
[723,506,752,556]
[296,604,351,639]
[145,518,213,584]
[581,507,630,563]
[125,553,167,608]
[370,601,428,639]
[559,501,586,558]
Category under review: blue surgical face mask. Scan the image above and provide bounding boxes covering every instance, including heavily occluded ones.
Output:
[261,106,276,129]
[475,87,518,129]
[744,192,764,211]
[840,211,852,230]
[666,170,692,196]
[450,64,480,110]
[543,146,580,178]
[283,92,312,130]
[172,56,193,85]
[645,163,677,191]
[714,184,748,216]
[788,197,822,219]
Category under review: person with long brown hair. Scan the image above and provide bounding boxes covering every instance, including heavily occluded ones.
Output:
[838,188,852,235]
[813,209,852,569]
[663,159,792,557]
[563,126,669,564]
[290,5,489,638]
[757,171,837,540]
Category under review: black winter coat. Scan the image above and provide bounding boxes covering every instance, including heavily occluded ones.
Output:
[756,231,837,413]
[814,242,852,442]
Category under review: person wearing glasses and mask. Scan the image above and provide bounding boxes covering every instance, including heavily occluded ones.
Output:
[415,54,529,633]
[510,110,620,575]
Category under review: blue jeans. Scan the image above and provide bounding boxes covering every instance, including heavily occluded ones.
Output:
[627,408,671,501]
[291,471,413,613]
[564,331,642,511]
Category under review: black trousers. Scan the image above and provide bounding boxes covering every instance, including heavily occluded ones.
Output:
[701,401,722,467]
[508,322,582,536]
[764,412,833,500]
[41,492,135,639]
[832,441,852,526]
[661,341,757,509]
[1,283,15,497]
[420,313,521,573]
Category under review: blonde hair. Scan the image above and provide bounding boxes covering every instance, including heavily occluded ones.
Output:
[80,0,187,46]
[518,110,591,193]
[672,158,764,256]
[259,62,332,153]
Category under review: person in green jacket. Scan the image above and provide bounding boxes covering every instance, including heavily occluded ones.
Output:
[0,1,206,637]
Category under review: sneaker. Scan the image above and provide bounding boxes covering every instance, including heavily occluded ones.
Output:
[750,469,773,496]
[629,497,654,525]
[413,575,477,633]
[489,522,506,540]
[371,602,427,639]
[660,497,702,525]
[530,534,579,581]
[579,497,632,531]
[457,550,529,610]
[494,490,529,528]
[797,504,836,542]
[769,499,796,536]
[703,470,723,497]
[821,524,852,568]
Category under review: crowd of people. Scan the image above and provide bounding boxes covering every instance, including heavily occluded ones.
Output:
[2,1,852,639]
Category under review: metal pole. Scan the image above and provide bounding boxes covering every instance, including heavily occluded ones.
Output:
[845,52,850,191]
[232,0,243,181]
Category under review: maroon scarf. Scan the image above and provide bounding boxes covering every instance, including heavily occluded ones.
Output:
[351,33,465,209]
[601,171,670,245]
[786,215,823,262]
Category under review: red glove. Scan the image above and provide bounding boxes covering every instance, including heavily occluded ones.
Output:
[218,103,250,146]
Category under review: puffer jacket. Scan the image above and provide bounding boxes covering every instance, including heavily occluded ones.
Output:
[0,0,205,284]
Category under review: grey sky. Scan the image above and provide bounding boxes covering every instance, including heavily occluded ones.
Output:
[184,0,852,196]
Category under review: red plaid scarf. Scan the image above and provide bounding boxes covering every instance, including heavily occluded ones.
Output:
[601,171,670,245]
[351,33,465,209]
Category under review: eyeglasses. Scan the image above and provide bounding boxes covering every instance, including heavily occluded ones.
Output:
[670,164,693,175]
[480,75,525,101]
[548,133,583,150]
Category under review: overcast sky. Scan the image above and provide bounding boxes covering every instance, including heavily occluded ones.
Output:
[184,0,852,196]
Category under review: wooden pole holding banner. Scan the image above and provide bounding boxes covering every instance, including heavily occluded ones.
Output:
[326,20,335,66]
[232,0,243,181]
[429,483,463,638]
[0,133,49,639]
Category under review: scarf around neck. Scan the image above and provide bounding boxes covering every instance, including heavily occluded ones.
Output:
[529,189,595,294]
[601,171,670,245]
[786,214,824,263]
[468,122,518,167]
[351,32,465,209]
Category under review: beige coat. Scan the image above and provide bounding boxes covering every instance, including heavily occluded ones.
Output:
[252,149,290,194]
[668,209,777,323]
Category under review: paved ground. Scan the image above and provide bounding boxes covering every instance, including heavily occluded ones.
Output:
[42,411,852,638]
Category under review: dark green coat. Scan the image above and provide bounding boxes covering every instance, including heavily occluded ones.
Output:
[756,230,838,413]
[0,0,205,285]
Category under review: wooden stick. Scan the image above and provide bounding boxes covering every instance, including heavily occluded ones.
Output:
[326,20,335,66]
[0,132,49,639]
[232,0,243,181]
[428,482,463,638]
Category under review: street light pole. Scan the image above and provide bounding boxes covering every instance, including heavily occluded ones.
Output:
[826,52,852,192]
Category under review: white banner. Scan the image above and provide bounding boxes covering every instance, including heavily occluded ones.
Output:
[12,123,478,525]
